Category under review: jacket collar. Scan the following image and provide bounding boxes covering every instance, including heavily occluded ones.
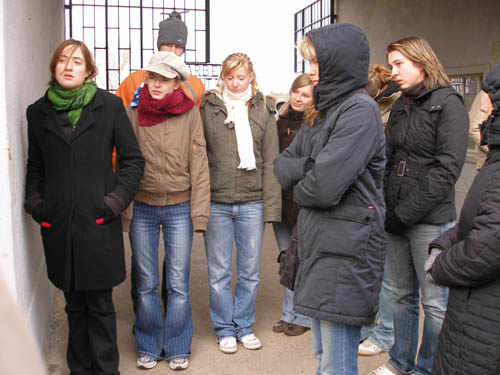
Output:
[40,89,102,143]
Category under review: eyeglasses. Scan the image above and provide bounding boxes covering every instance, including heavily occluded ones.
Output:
[147,73,170,83]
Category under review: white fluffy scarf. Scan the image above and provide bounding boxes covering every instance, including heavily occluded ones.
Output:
[222,86,256,170]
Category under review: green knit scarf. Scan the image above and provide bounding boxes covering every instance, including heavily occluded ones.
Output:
[48,79,97,127]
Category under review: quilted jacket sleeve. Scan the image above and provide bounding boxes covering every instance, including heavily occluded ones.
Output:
[430,170,500,287]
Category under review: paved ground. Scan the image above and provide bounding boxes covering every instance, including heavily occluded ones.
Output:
[45,156,477,375]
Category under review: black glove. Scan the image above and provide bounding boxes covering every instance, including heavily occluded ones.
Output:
[31,202,45,224]
[96,203,116,225]
[385,213,406,235]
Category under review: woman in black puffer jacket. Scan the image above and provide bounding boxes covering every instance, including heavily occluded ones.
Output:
[370,36,469,375]
[427,63,500,375]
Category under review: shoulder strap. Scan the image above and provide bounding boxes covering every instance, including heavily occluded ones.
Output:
[183,81,197,104]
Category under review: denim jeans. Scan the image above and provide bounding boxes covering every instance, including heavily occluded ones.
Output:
[129,201,193,361]
[360,256,394,350]
[272,222,310,328]
[310,318,360,375]
[204,200,264,339]
[386,222,454,375]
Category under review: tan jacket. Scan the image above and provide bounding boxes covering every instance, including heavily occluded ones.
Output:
[469,90,489,170]
[378,91,401,128]
[123,104,210,232]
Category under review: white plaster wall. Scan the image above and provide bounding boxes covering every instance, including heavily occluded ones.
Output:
[0,0,64,351]
[336,0,500,77]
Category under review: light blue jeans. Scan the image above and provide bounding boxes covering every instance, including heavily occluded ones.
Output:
[272,222,310,328]
[386,222,454,375]
[310,318,360,375]
[360,256,394,350]
[204,201,265,339]
[130,201,193,361]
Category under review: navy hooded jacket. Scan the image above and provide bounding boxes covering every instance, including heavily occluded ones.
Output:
[274,23,386,325]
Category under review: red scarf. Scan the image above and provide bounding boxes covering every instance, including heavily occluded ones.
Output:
[137,84,194,126]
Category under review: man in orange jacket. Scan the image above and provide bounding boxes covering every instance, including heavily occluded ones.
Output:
[116,11,205,108]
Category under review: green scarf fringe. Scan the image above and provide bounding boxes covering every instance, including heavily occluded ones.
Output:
[48,79,97,127]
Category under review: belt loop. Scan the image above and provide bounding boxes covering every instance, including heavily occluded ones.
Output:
[397,160,406,177]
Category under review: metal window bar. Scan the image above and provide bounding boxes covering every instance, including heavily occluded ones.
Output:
[64,0,218,92]
[294,0,335,73]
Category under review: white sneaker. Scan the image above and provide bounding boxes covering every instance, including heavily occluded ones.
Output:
[238,333,262,350]
[367,364,399,375]
[358,339,386,356]
[169,357,189,370]
[136,356,157,369]
[219,336,237,354]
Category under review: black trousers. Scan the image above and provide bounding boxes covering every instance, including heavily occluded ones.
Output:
[64,289,119,375]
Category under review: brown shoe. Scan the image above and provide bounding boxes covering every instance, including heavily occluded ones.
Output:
[284,323,310,336]
[272,320,289,333]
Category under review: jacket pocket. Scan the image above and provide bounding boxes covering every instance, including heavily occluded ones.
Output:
[175,154,189,172]
[241,168,263,193]
[193,135,207,155]
[318,204,375,263]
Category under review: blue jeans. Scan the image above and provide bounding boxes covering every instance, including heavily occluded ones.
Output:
[360,256,394,350]
[386,222,453,375]
[272,222,310,328]
[204,201,264,339]
[129,201,193,361]
[310,318,360,375]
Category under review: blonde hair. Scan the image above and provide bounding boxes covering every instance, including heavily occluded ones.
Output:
[298,34,317,62]
[387,36,449,90]
[216,53,259,97]
[281,74,318,127]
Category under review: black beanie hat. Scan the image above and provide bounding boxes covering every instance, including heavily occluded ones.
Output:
[482,63,500,109]
[157,11,188,50]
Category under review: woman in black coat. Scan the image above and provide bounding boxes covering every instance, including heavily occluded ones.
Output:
[24,39,144,375]
[426,63,500,375]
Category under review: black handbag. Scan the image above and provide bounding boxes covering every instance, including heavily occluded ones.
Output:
[277,228,299,291]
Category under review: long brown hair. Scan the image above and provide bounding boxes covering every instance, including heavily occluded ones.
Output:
[49,39,97,86]
[215,53,259,97]
[281,74,318,127]
[386,36,449,90]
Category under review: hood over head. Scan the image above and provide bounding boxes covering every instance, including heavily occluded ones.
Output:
[482,63,500,110]
[480,63,500,148]
[308,23,370,110]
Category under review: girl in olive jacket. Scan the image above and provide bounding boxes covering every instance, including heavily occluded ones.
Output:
[199,53,281,354]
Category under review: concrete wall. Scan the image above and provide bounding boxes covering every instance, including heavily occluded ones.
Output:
[0,0,64,352]
[336,0,500,78]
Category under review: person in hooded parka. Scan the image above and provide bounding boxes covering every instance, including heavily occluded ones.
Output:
[274,23,386,375]
[425,63,500,375]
